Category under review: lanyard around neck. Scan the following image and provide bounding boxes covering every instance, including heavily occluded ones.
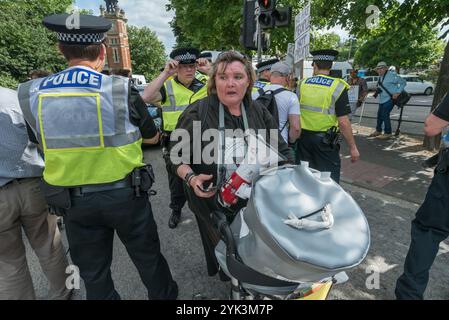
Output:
[217,102,249,186]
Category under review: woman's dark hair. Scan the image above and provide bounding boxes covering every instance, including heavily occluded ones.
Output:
[207,51,255,100]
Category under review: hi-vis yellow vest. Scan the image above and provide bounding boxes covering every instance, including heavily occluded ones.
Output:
[195,71,209,84]
[252,80,270,93]
[161,79,207,131]
[299,75,350,132]
[18,66,144,187]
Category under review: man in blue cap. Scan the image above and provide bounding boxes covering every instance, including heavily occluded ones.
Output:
[142,47,208,229]
[18,13,177,300]
[295,49,360,183]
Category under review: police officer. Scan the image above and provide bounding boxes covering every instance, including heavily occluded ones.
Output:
[295,49,360,183]
[253,58,279,93]
[18,14,177,300]
[142,48,208,229]
[195,51,212,84]
[395,92,449,299]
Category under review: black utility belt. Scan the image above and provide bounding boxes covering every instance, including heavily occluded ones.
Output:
[301,130,327,137]
[40,165,156,216]
[70,177,133,196]
[302,128,341,147]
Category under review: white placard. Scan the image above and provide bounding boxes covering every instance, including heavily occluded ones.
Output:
[294,3,310,40]
[294,3,311,64]
[294,32,310,63]
[286,43,295,67]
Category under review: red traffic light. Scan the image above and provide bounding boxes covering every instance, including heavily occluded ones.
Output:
[258,0,275,10]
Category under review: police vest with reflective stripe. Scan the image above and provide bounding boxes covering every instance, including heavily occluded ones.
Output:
[161,79,207,132]
[195,71,209,84]
[18,66,144,187]
[252,80,270,93]
[299,75,350,132]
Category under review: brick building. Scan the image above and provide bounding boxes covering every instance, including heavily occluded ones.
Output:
[100,2,131,75]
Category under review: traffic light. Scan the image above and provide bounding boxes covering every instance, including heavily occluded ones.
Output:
[258,0,276,29]
[272,6,292,27]
[257,0,292,29]
[240,0,257,50]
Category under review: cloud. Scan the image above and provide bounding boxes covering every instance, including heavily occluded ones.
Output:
[75,0,175,54]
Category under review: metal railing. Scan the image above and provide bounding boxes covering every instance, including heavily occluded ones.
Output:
[355,101,431,125]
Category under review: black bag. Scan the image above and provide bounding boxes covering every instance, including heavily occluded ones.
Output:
[394,90,412,108]
[378,71,411,108]
[255,87,287,128]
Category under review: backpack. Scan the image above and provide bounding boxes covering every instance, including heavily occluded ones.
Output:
[255,87,288,131]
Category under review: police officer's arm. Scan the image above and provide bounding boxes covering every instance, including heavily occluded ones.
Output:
[129,86,159,140]
[425,93,449,136]
[141,60,178,104]
[196,58,211,75]
[336,89,360,163]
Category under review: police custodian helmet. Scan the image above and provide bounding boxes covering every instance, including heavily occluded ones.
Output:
[169,48,200,64]
[42,13,112,45]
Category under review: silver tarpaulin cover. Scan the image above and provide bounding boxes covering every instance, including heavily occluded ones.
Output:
[215,163,370,285]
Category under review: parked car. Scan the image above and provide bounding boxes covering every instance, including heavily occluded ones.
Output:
[400,75,434,95]
[363,75,380,91]
[136,85,162,146]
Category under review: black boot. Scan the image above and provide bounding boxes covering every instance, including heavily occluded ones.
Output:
[168,210,181,229]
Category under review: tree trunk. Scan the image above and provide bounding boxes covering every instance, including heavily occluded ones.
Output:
[423,41,449,151]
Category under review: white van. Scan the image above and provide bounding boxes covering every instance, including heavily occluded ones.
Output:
[132,74,147,86]
[301,60,353,80]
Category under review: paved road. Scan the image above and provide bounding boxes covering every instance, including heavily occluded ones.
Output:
[354,94,433,136]
[26,146,449,300]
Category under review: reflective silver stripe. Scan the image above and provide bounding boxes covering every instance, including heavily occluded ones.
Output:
[44,130,141,149]
[331,81,346,108]
[18,81,35,131]
[301,104,335,115]
[112,76,127,135]
[161,104,189,112]
[166,80,176,109]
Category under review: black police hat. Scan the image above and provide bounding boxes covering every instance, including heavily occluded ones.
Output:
[198,52,213,60]
[170,47,200,64]
[43,14,112,45]
[255,58,280,73]
[310,49,339,62]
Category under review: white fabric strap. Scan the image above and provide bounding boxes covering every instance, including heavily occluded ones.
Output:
[284,204,334,231]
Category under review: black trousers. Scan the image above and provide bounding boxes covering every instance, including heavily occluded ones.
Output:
[395,171,449,299]
[163,134,186,213]
[64,187,177,300]
[294,132,341,183]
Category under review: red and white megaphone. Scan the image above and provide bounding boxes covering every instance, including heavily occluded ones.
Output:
[219,133,281,208]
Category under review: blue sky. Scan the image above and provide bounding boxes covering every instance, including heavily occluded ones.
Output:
[74,0,176,55]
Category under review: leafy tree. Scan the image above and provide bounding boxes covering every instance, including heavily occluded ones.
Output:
[166,0,242,51]
[127,26,166,82]
[353,24,444,72]
[311,0,449,150]
[0,0,74,88]
[310,32,341,51]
